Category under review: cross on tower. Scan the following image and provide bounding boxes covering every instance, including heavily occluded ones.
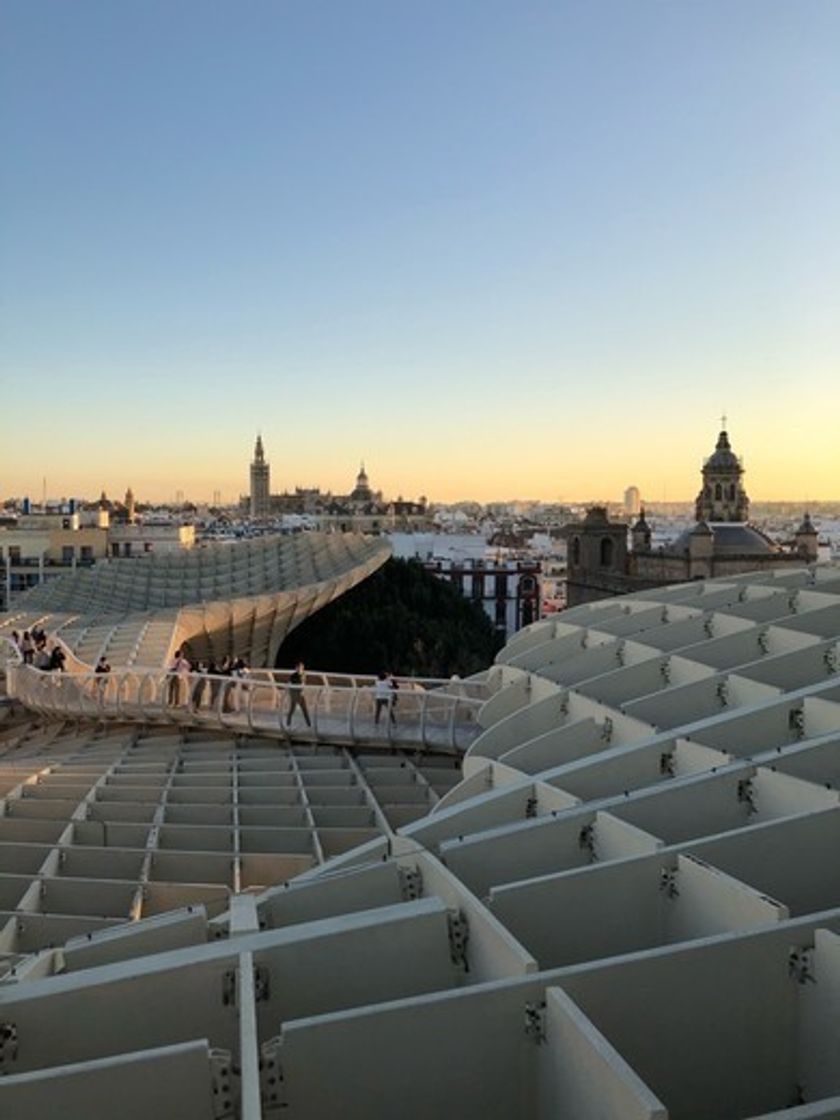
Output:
[720,412,727,430]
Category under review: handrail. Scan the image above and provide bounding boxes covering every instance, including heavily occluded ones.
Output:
[5,663,485,754]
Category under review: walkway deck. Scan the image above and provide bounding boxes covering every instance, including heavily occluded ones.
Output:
[5,662,486,754]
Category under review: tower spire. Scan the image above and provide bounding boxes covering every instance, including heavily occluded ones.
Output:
[250,434,270,518]
[695,425,749,524]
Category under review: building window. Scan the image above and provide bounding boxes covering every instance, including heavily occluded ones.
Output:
[61,546,74,564]
[600,538,614,567]
[715,483,722,500]
[571,537,581,566]
[80,546,93,563]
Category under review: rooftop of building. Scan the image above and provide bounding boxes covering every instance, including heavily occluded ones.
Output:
[666,520,782,556]
[2,563,840,1116]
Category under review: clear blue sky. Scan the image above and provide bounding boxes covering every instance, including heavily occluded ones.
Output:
[3,1,839,503]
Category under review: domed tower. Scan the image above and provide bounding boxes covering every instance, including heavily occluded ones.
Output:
[695,427,749,523]
[350,462,373,504]
[249,434,270,519]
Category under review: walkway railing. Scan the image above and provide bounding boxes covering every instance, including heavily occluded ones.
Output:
[4,661,486,754]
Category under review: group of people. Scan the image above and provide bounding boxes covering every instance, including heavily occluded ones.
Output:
[283,664,402,729]
[161,656,399,732]
[11,629,406,736]
[281,663,403,725]
[162,653,315,727]
[10,628,66,672]
[166,649,252,712]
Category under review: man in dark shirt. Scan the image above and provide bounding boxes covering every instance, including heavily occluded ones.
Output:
[286,662,311,728]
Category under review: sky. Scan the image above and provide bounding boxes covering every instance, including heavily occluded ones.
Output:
[2,0,839,506]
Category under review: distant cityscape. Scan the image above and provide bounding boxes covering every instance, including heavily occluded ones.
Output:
[2,428,839,636]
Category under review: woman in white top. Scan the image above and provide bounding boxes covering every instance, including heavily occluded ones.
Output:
[374,671,395,725]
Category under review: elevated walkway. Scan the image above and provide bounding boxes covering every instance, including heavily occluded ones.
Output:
[5,663,486,754]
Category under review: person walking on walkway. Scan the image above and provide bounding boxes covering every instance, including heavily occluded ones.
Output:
[286,662,311,728]
[374,670,396,726]
[95,655,111,702]
[232,657,249,713]
[388,671,400,723]
[21,631,34,665]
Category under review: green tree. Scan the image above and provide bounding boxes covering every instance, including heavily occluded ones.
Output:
[277,558,503,677]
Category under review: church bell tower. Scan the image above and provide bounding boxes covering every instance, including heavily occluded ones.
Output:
[695,425,749,523]
[250,434,270,519]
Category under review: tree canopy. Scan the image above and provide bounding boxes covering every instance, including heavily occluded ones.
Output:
[277,557,503,677]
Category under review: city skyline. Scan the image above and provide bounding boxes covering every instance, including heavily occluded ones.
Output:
[5,422,840,510]
[3,2,839,503]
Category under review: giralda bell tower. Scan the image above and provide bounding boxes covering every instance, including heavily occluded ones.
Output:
[249,434,270,518]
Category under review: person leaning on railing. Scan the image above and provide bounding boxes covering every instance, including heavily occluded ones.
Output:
[207,659,222,710]
[167,649,191,706]
[232,657,249,712]
[220,656,234,713]
[191,661,208,712]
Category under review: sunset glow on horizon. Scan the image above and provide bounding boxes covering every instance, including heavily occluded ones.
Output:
[2,2,838,506]
[7,414,838,509]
